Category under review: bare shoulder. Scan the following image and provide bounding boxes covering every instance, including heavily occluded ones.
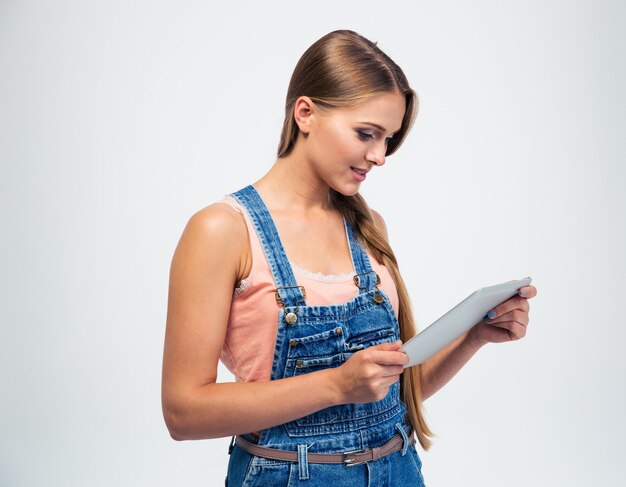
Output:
[370,208,390,242]
[185,202,247,244]
[172,202,249,282]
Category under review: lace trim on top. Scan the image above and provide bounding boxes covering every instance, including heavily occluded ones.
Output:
[292,264,355,282]
[233,274,252,297]
[233,264,353,297]
[224,193,355,291]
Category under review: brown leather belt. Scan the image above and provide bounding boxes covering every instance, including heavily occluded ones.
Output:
[235,430,415,467]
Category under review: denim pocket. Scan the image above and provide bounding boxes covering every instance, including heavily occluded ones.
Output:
[284,353,344,378]
[285,326,344,360]
[239,460,292,487]
[280,301,403,438]
[282,354,401,437]
[347,327,395,349]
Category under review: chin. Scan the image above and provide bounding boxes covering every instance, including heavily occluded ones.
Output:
[331,184,361,197]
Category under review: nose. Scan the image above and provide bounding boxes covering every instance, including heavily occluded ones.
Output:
[366,142,386,167]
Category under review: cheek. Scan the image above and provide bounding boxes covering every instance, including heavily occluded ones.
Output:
[310,119,360,170]
[323,128,358,162]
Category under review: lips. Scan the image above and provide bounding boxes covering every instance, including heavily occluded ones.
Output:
[350,166,368,182]
[350,167,368,176]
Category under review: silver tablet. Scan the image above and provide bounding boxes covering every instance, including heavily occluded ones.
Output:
[401,277,532,367]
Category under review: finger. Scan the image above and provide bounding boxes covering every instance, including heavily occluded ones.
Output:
[377,374,402,389]
[369,340,402,352]
[518,285,537,299]
[486,325,515,342]
[379,365,405,377]
[369,350,409,366]
[487,320,527,340]
[486,309,528,327]
[485,296,529,321]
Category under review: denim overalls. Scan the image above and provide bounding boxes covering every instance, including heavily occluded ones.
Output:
[225,185,425,486]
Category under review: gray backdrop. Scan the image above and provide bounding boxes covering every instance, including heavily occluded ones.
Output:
[1,0,624,485]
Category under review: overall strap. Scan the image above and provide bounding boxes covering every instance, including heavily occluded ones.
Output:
[345,219,380,293]
[230,185,306,308]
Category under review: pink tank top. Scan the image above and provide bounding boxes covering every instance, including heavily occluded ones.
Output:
[217,196,400,383]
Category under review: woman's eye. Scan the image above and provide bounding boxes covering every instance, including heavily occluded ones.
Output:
[357,131,374,141]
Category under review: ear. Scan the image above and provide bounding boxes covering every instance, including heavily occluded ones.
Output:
[293,96,315,134]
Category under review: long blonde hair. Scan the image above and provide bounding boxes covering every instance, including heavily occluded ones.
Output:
[278,30,433,450]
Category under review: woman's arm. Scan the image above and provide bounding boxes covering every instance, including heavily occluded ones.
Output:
[418,331,483,401]
[419,287,536,400]
[369,209,537,401]
[161,205,407,440]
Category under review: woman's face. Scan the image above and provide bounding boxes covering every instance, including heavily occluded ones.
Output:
[303,91,407,196]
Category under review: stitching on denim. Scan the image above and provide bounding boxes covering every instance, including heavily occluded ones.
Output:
[297,444,309,480]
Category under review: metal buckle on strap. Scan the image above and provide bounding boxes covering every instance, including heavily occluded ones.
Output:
[342,449,368,467]
[274,285,306,306]
[352,272,381,289]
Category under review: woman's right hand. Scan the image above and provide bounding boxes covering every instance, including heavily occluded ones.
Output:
[331,340,409,404]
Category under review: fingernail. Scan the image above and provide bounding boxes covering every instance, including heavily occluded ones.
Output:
[520,289,527,297]
[487,309,497,320]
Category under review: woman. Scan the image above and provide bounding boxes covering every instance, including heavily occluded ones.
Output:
[161,29,536,486]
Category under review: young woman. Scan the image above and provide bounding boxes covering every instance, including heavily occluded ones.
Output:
[161,30,536,486]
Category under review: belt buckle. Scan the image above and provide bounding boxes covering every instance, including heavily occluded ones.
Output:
[342,449,367,467]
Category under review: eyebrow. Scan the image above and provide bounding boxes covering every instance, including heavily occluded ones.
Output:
[358,122,401,136]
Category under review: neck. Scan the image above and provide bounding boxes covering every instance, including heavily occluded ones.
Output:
[253,144,333,213]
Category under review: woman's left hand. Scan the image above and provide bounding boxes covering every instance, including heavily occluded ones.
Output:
[469,284,537,346]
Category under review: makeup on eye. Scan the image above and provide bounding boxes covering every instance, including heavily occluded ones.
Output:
[357,121,400,134]
[357,130,375,141]
[356,129,395,144]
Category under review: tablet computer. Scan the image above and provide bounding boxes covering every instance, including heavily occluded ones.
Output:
[401,277,532,367]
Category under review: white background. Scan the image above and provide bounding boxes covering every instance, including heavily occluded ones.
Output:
[1,1,624,485]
